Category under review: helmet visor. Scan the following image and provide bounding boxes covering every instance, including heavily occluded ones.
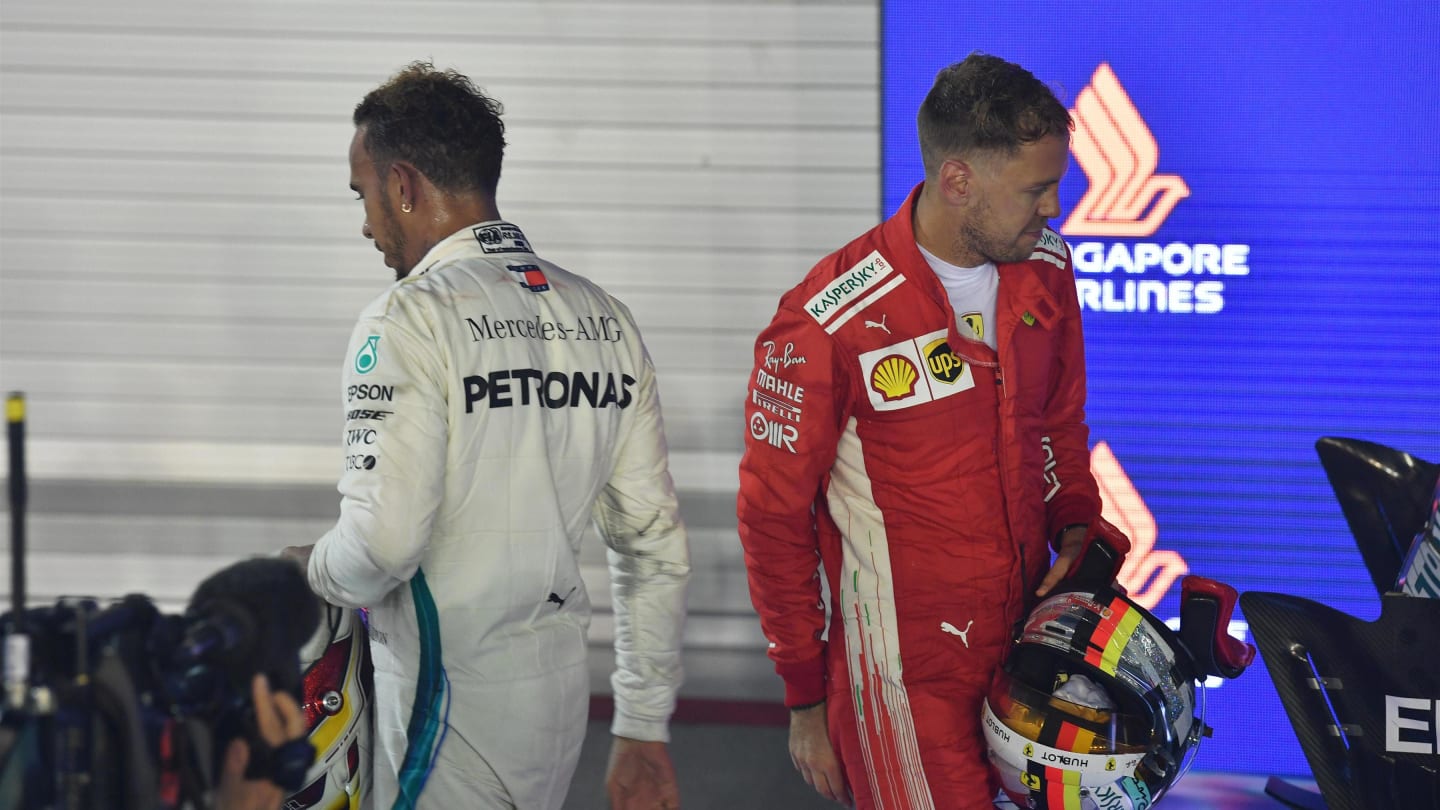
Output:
[988,672,1151,756]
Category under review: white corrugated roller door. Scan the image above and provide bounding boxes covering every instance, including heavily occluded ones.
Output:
[0,0,879,682]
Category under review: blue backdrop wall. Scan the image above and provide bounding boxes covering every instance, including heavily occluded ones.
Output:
[882,2,1440,777]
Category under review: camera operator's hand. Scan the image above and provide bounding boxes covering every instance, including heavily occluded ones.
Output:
[214,674,307,810]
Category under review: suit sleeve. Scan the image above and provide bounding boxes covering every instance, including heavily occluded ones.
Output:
[1041,245,1105,547]
[308,300,449,608]
[736,304,848,708]
[591,329,691,744]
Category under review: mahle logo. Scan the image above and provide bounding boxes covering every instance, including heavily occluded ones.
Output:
[1063,64,1253,315]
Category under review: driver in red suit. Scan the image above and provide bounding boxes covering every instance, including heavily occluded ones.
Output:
[737,53,1121,810]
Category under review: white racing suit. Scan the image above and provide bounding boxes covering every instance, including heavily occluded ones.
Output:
[307,221,690,809]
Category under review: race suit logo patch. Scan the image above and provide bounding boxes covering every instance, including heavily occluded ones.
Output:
[473,223,532,254]
[762,340,806,371]
[749,411,797,453]
[346,454,377,471]
[923,338,964,384]
[463,370,634,411]
[354,336,379,375]
[870,355,918,402]
[959,313,984,340]
[347,383,393,402]
[754,368,804,404]
[751,390,800,424]
[858,329,974,411]
[804,251,906,334]
[508,264,550,293]
[1030,229,1069,270]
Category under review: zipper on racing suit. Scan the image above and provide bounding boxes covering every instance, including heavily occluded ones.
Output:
[947,338,1025,627]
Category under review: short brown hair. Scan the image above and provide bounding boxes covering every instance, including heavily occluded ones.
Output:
[917,53,1071,176]
[354,61,506,195]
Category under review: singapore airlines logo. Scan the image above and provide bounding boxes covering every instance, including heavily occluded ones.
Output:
[1064,63,1190,238]
[1090,441,1188,609]
[1062,64,1253,315]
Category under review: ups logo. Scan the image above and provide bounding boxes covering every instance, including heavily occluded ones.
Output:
[923,338,965,384]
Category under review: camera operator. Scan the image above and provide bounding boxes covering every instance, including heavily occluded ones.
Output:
[214,674,307,810]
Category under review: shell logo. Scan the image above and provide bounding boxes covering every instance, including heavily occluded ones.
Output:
[1091,441,1189,610]
[870,355,919,402]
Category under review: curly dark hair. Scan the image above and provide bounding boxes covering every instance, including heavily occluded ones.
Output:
[353,61,506,195]
[916,52,1072,176]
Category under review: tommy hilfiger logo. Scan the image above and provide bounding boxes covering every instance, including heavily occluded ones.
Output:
[508,264,549,293]
[1063,64,1190,238]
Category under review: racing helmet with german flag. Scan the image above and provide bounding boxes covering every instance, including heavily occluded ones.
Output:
[983,522,1254,809]
[282,603,373,809]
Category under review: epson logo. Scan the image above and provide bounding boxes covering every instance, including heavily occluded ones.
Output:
[347,384,394,402]
[463,369,635,412]
[1386,696,1440,754]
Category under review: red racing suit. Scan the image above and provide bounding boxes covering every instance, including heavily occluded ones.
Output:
[737,185,1102,810]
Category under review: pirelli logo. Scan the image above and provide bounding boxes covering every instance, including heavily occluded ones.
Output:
[1063,63,1190,238]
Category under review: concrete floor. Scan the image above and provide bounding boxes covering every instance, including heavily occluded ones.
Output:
[562,718,1318,809]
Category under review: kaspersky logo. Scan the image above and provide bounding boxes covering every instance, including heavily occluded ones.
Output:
[1062,64,1253,315]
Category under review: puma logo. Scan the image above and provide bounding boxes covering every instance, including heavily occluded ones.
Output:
[547,587,577,609]
[864,313,891,334]
[941,619,974,648]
